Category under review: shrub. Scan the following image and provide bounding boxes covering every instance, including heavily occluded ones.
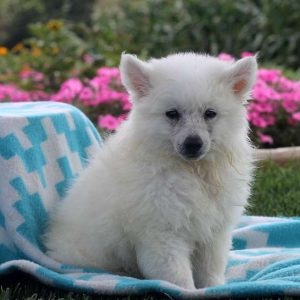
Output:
[1,1,300,69]
[0,20,103,92]
[88,0,300,68]
[0,0,95,47]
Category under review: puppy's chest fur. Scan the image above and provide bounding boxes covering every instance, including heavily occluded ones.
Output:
[121,160,233,244]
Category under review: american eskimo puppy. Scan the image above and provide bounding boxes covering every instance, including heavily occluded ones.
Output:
[45,52,257,289]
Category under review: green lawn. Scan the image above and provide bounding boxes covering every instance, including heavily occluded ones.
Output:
[1,160,300,299]
[247,160,300,216]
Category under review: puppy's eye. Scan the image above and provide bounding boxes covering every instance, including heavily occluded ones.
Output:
[166,109,180,120]
[204,109,217,120]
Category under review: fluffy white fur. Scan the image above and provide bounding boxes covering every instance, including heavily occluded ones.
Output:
[44,53,257,289]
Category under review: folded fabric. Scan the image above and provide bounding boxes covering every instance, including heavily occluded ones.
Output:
[1,101,300,298]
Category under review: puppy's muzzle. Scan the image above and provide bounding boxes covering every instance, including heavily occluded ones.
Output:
[181,135,203,159]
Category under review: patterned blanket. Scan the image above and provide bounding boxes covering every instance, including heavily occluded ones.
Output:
[1,101,300,298]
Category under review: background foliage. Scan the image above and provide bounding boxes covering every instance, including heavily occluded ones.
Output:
[1,0,300,69]
[88,0,300,69]
[0,0,95,48]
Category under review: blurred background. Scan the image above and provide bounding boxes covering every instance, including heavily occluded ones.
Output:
[1,0,299,67]
[0,0,300,147]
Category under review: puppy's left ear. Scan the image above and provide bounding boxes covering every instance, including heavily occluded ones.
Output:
[227,56,257,97]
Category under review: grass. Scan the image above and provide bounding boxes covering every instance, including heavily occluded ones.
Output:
[247,160,300,216]
[1,160,300,299]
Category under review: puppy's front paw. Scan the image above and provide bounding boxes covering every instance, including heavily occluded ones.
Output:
[206,274,225,287]
[136,240,195,289]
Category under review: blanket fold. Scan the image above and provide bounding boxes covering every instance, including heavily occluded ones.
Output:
[1,101,300,298]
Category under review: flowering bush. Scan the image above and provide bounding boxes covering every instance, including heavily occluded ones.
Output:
[51,67,131,130]
[249,68,300,147]
[1,50,300,148]
[0,67,130,134]
[218,52,300,147]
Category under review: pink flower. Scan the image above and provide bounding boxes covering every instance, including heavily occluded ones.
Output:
[250,103,274,113]
[52,89,74,103]
[241,52,254,58]
[10,90,31,102]
[257,132,274,144]
[83,53,94,64]
[19,70,44,82]
[218,53,235,62]
[282,99,298,113]
[278,77,300,91]
[52,78,83,103]
[252,117,268,128]
[292,112,300,122]
[258,69,282,83]
[121,95,132,111]
[79,87,94,104]
[98,114,125,131]
[61,78,83,95]
[247,107,275,128]
[84,68,128,106]
[30,90,49,101]
[0,83,50,102]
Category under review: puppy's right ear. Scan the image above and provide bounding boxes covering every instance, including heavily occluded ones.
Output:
[119,53,151,100]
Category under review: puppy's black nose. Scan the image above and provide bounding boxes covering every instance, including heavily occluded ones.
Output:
[183,135,203,158]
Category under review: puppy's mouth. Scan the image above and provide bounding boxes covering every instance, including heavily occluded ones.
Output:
[179,151,207,161]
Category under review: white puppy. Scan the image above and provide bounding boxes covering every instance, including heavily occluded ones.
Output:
[45,53,257,289]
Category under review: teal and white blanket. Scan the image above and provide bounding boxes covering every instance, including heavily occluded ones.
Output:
[1,101,300,298]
